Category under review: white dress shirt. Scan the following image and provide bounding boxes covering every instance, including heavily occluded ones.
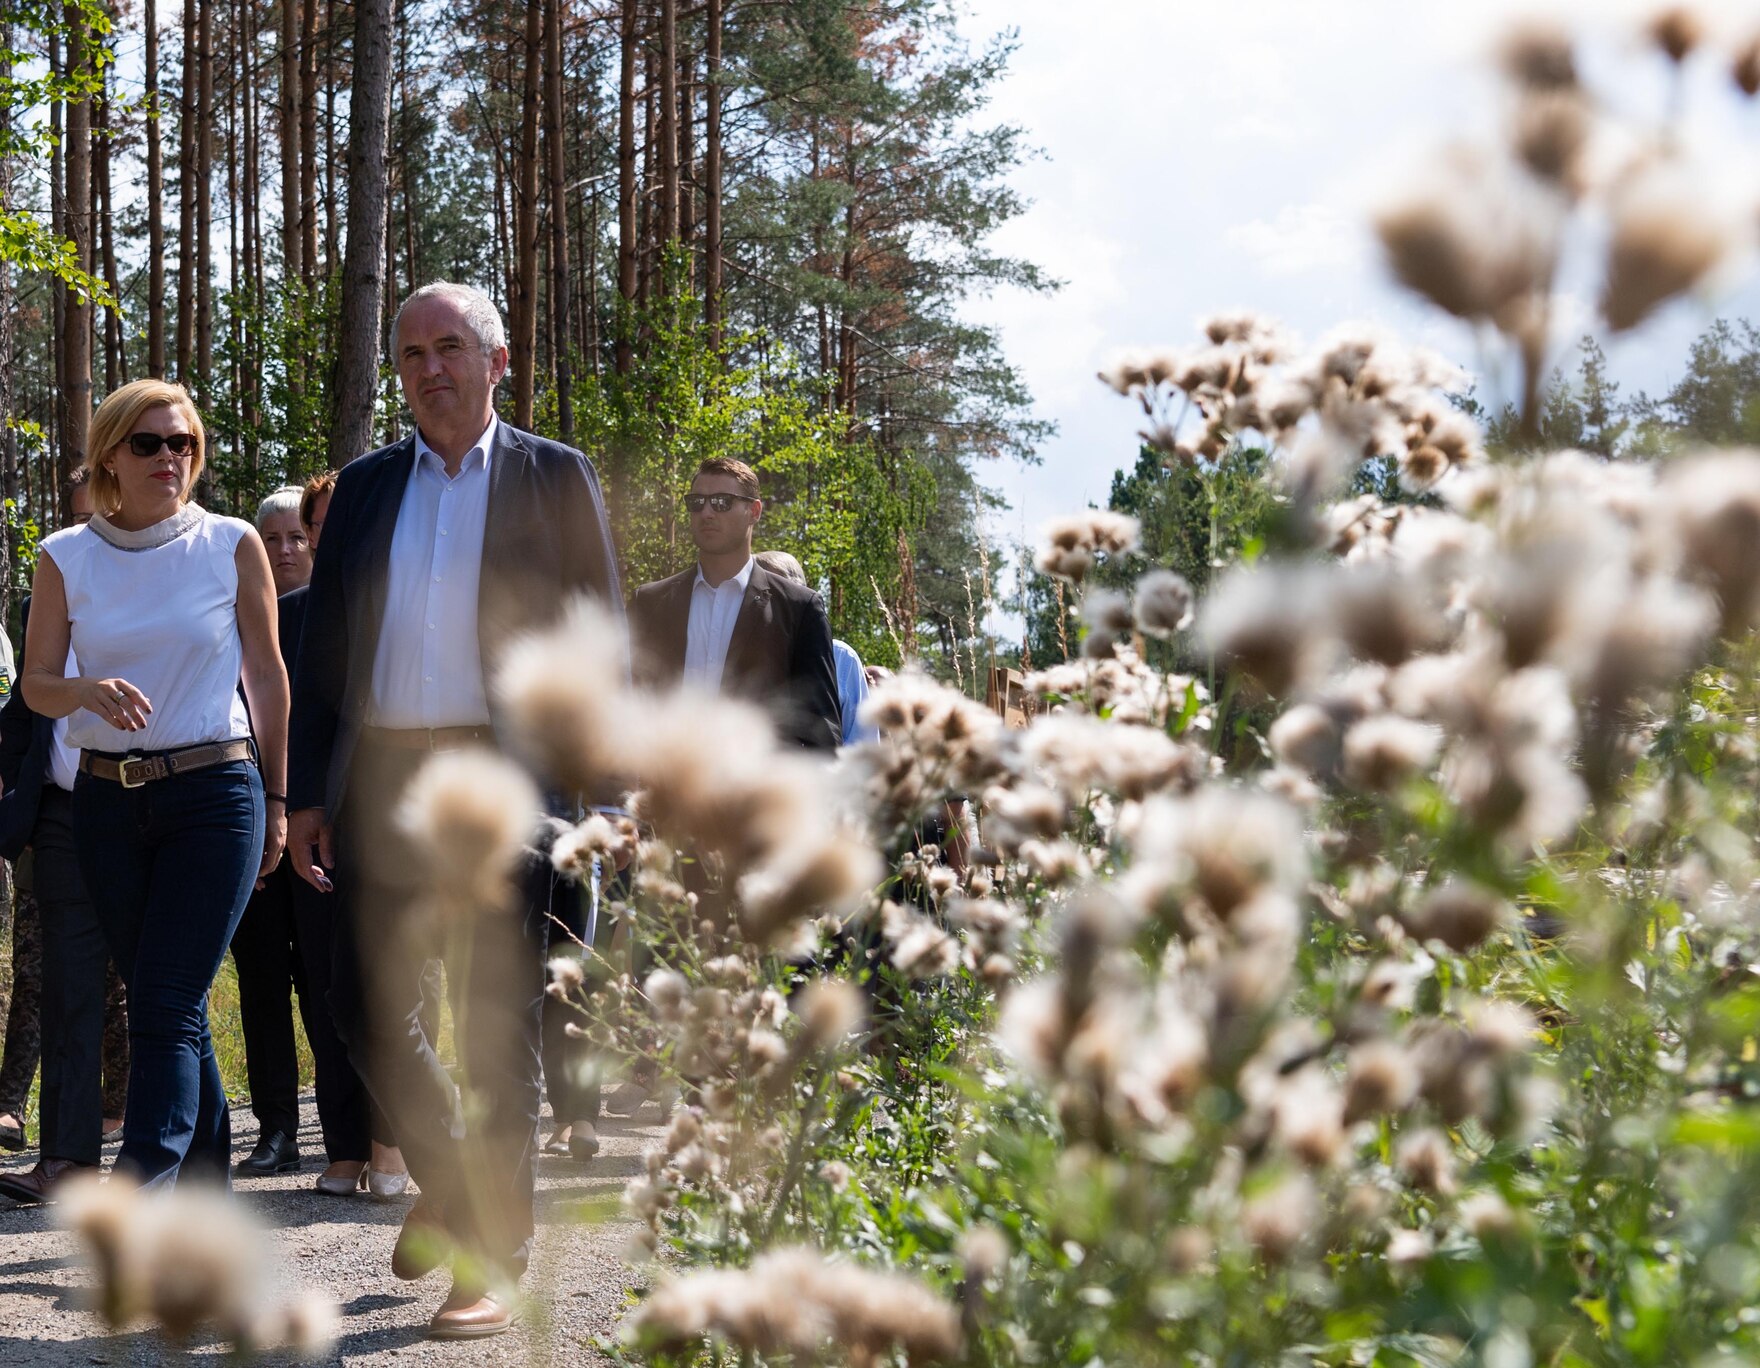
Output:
[684,557,754,691]
[369,415,498,728]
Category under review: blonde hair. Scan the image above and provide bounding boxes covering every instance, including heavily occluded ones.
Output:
[85,379,207,515]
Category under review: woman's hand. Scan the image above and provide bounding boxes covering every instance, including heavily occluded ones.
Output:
[257,799,288,887]
[78,677,152,732]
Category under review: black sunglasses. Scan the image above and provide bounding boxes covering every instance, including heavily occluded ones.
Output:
[685,493,756,514]
[127,432,197,458]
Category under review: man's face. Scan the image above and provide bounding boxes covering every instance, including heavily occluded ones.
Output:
[395,295,508,436]
[688,474,761,557]
[261,510,314,595]
[304,489,331,548]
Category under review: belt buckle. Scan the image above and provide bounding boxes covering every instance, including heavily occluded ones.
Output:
[119,753,150,789]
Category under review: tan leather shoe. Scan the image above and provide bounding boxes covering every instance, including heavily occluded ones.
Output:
[0,1157,97,1205]
[427,1280,518,1340]
[391,1197,449,1281]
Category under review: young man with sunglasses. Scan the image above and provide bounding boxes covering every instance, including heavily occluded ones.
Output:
[629,457,841,751]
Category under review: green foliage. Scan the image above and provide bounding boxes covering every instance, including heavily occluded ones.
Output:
[576,264,926,665]
[0,0,115,305]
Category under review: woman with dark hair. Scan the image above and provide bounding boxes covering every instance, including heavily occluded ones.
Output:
[21,379,287,1188]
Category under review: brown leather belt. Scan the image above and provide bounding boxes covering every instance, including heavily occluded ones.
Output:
[361,725,494,752]
[80,738,256,789]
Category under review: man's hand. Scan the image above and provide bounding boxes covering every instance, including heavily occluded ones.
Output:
[287,806,335,893]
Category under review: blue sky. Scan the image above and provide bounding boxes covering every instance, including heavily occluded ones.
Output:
[956,0,1760,611]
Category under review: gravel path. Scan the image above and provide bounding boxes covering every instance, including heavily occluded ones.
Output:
[0,1098,662,1365]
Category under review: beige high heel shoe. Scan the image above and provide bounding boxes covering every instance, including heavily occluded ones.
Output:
[314,1162,367,1197]
[366,1165,411,1200]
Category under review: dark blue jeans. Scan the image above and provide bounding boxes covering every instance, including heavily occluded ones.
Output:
[74,759,264,1188]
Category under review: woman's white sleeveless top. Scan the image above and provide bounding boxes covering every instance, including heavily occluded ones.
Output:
[42,504,255,754]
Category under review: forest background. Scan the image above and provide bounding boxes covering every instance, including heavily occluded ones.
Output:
[0,0,1050,678]
[4,2,1760,688]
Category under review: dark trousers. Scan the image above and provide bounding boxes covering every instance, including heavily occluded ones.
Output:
[33,788,110,1166]
[332,736,549,1277]
[542,883,602,1128]
[75,760,265,1188]
[231,864,309,1140]
[0,881,41,1116]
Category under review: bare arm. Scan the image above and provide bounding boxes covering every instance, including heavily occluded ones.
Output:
[236,531,288,880]
[21,551,151,730]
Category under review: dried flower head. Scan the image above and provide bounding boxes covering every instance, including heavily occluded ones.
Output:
[1133,569,1195,637]
[1395,1127,1457,1196]
[1240,1171,1320,1264]
[1646,6,1703,64]
[1341,714,1442,792]
[1404,879,1510,952]
[798,978,865,1049]
[1496,20,1577,90]
[621,1248,963,1364]
[1373,144,1560,324]
[1343,1040,1419,1123]
[494,597,628,788]
[396,749,542,918]
[1602,156,1743,333]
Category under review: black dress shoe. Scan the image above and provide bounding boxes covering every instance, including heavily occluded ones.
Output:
[0,1157,97,1204]
[233,1130,300,1177]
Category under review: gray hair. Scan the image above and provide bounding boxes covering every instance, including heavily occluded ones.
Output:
[392,282,508,356]
[755,549,806,584]
[255,485,304,531]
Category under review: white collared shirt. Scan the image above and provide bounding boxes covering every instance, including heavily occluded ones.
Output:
[369,415,498,728]
[684,557,754,691]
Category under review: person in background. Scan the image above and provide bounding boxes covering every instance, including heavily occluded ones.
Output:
[0,478,130,1197]
[242,477,412,1197]
[752,550,877,747]
[21,379,287,1191]
[630,458,841,751]
[300,470,335,549]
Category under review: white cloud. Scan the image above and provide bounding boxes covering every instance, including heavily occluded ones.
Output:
[1225,203,1365,277]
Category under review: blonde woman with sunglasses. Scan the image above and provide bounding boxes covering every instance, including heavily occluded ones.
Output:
[20,379,287,1191]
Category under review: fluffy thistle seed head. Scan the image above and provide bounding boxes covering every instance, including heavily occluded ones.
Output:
[1602,157,1743,333]
[494,597,628,788]
[1496,20,1577,90]
[1646,5,1703,63]
[1404,880,1510,952]
[798,978,865,1049]
[1133,569,1195,638]
[1342,714,1443,792]
[1343,1040,1419,1123]
[396,750,542,917]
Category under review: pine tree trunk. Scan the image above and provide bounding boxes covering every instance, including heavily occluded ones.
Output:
[145,0,167,378]
[545,0,572,442]
[195,0,214,396]
[96,76,124,390]
[704,0,721,346]
[326,0,394,467]
[615,0,637,374]
[175,0,197,381]
[511,0,543,429]
[62,2,93,510]
[280,0,302,284]
[658,0,677,247]
[300,0,319,284]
